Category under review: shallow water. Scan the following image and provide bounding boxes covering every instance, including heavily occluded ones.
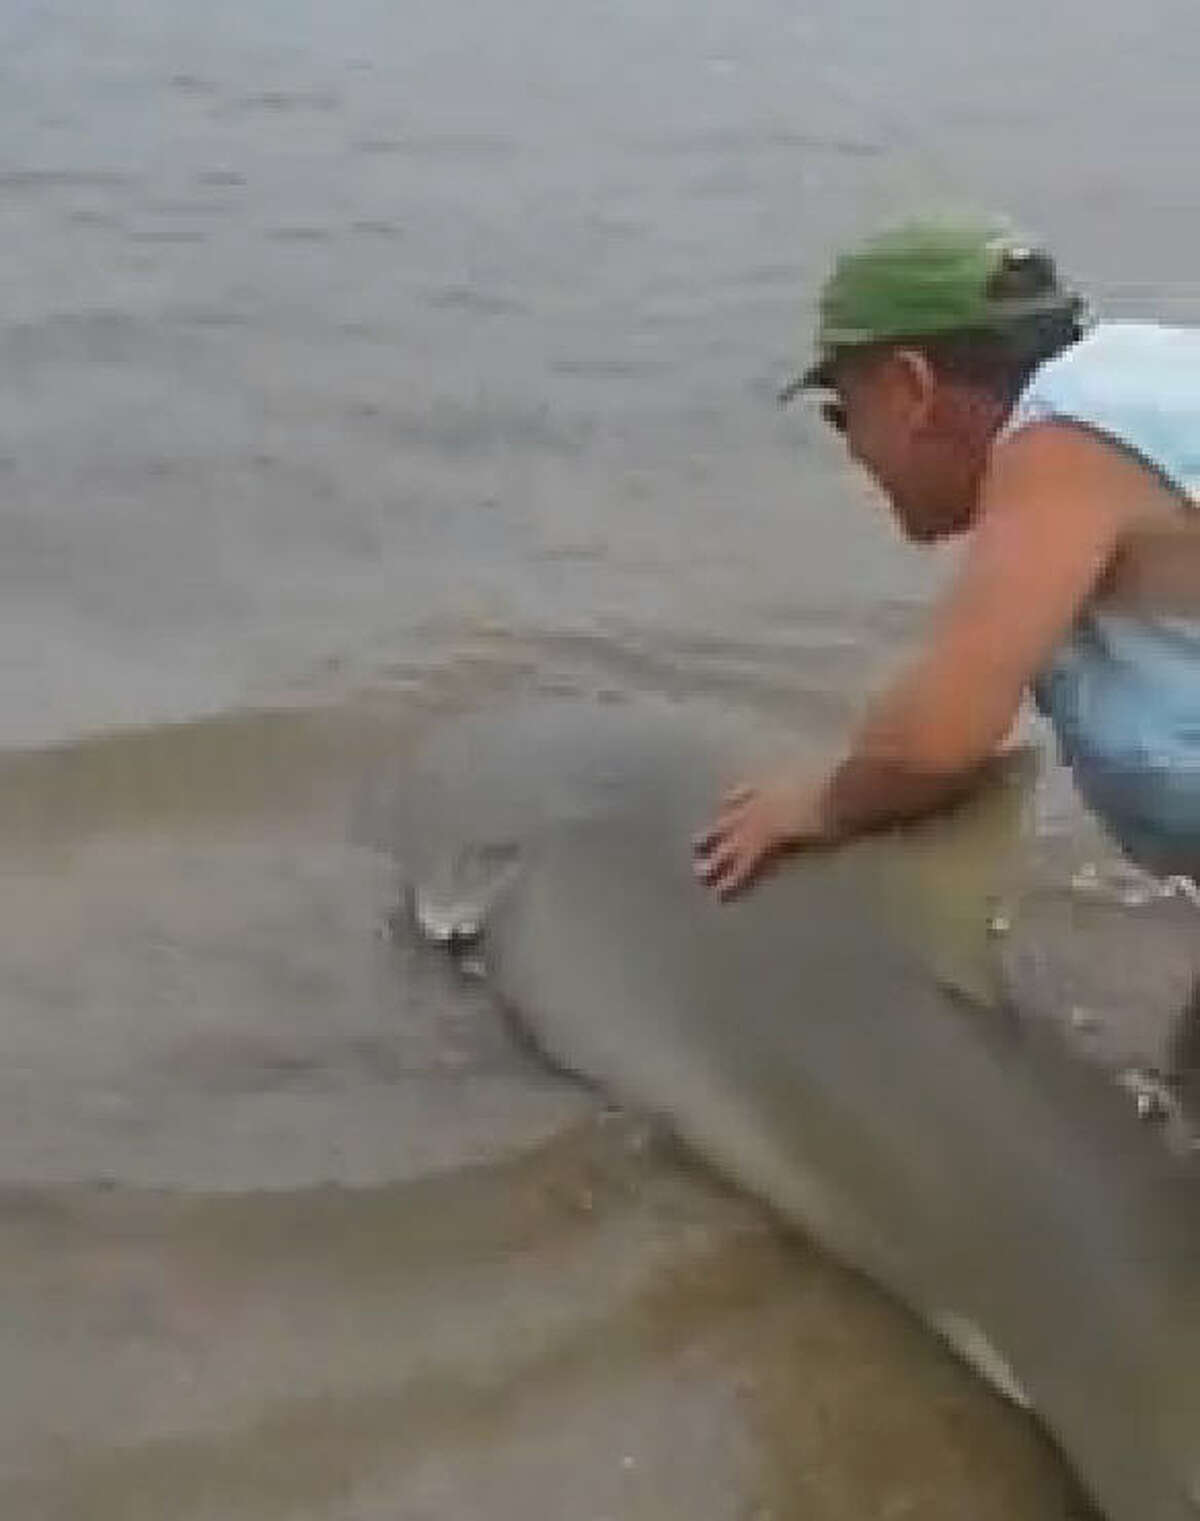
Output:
[0,695,1100,1520]
[3,0,1199,1514]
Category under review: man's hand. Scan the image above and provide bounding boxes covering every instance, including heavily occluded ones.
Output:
[692,775,830,898]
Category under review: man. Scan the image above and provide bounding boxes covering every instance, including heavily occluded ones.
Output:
[695,216,1200,898]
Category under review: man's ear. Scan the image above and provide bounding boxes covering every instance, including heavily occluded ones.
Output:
[889,347,938,430]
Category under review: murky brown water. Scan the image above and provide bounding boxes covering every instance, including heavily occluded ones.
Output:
[3,0,1199,1514]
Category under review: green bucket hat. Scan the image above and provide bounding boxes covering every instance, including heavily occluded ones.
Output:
[781,214,1086,400]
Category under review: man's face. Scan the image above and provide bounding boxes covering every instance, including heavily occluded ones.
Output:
[825,348,990,543]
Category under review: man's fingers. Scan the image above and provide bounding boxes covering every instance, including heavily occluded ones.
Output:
[694,837,736,882]
[693,786,758,857]
[694,830,768,899]
[714,847,760,899]
[694,805,751,856]
[691,822,725,856]
[693,784,773,897]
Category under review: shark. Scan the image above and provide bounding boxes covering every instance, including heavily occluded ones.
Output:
[397,697,1200,1521]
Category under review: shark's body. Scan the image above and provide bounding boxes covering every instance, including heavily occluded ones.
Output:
[399,700,1200,1521]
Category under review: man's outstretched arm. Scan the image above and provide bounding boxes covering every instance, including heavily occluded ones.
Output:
[695,422,1139,897]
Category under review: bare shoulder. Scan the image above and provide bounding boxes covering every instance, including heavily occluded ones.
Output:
[987,418,1182,533]
[987,420,1200,615]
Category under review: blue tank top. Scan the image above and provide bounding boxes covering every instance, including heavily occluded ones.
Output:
[1004,321,1200,874]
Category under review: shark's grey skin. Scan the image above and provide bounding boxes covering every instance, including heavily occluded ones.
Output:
[398,700,1200,1521]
